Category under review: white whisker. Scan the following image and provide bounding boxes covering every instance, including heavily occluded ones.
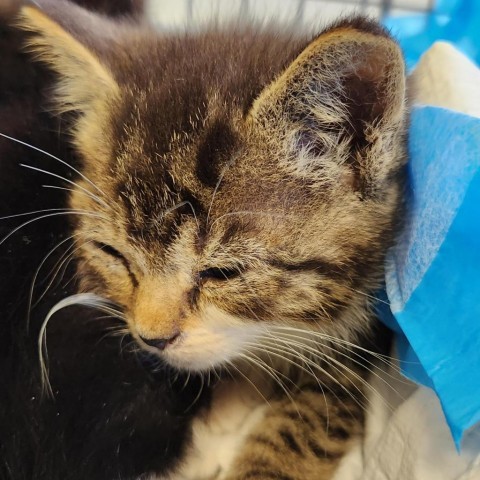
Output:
[20,164,110,209]
[224,359,272,408]
[0,211,107,248]
[0,132,109,201]
[27,233,80,331]
[237,351,301,414]
[270,328,407,386]
[31,237,92,311]
[273,325,406,368]
[270,332,404,407]
[38,293,124,396]
[41,184,110,210]
[0,207,78,221]
[185,373,206,413]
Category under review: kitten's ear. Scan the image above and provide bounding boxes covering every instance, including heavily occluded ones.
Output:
[16,3,120,115]
[250,19,406,194]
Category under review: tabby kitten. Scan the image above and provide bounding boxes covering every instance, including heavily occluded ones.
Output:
[10,1,406,479]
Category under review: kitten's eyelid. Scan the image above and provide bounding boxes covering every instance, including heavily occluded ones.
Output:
[93,241,126,262]
[92,241,140,287]
[198,266,242,282]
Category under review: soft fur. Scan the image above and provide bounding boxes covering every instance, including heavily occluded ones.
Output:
[1,1,407,479]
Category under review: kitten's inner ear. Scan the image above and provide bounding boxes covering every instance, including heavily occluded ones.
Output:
[17,5,119,115]
[249,21,405,186]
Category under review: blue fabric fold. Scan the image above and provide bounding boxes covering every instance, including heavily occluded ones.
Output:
[384,105,480,447]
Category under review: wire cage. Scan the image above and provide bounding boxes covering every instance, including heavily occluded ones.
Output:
[146,0,435,30]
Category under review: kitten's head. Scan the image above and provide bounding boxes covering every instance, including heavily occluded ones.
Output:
[18,2,406,372]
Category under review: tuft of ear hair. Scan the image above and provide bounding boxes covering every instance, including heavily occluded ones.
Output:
[14,1,126,164]
[250,18,406,195]
[16,3,120,115]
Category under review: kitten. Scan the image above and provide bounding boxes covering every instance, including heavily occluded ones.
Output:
[1,0,406,479]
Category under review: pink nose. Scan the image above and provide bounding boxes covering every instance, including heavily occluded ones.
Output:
[140,332,180,351]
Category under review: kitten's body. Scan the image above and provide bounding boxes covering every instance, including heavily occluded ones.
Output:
[1,1,406,479]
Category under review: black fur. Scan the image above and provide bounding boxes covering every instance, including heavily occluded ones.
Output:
[0,2,207,479]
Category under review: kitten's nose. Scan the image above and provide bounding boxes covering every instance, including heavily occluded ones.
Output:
[140,332,180,351]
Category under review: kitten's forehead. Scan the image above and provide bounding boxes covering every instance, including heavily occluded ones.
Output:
[109,30,303,149]
[66,23,404,261]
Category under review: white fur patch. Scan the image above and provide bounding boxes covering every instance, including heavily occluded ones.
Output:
[160,380,268,480]
[162,306,267,372]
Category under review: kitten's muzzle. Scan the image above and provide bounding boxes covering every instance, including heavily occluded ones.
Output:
[140,332,180,351]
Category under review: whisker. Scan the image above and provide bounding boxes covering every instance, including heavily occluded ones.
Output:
[177,200,199,231]
[41,184,110,210]
[224,359,272,408]
[0,207,79,221]
[184,373,205,413]
[181,371,192,391]
[273,325,407,367]
[263,334,336,428]
[270,328,408,386]
[237,351,301,415]
[342,284,391,306]
[31,238,92,311]
[268,335,392,413]
[244,339,328,418]
[269,332,405,405]
[38,293,124,396]
[0,211,108,248]
[146,200,200,233]
[26,233,80,331]
[0,132,109,201]
[257,342,368,413]
[20,164,110,210]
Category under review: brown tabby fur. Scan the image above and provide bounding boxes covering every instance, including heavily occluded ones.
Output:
[13,1,406,478]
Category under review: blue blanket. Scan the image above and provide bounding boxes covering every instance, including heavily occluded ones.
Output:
[383,105,480,447]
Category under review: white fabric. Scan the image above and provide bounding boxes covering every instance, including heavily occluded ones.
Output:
[333,42,480,480]
[408,41,480,118]
[332,366,480,480]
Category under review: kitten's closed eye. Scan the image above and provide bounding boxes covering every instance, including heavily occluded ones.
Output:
[199,267,241,282]
[93,241,139,286]
[93,241,126,262]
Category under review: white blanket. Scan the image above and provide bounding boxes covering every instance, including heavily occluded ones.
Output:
[333,366,480,480]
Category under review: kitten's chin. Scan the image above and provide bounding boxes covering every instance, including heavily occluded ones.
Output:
[157,322,267,373]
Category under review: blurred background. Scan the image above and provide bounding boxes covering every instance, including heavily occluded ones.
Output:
[145,0,480,69]
[146,0,433,29]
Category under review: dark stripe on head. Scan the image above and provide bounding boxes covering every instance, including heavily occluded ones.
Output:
[195,119,237,188]
[269,258,345,280]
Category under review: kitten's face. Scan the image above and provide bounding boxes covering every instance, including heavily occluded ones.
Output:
[19,5,406,372]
